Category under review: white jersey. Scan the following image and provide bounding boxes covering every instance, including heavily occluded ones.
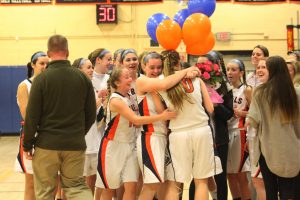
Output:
[103,92,135,143]
[15,79,33,174]
[160,78,209,131]
[16,79,31,106]
[128,81,141,138]
[86,72,108,154]
[85,99,101,154]
[228,84,248,130]
[137,93,167,135]
[90,71,109,142]
[246,72,261,88]
[129,82,139,115]
[92,71,109,91]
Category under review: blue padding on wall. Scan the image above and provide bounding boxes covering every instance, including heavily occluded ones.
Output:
[0,66,27,135]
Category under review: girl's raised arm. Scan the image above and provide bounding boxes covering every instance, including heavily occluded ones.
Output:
[136,66,199,94]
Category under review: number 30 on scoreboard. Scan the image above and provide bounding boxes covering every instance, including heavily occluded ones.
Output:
[96,4,118,24]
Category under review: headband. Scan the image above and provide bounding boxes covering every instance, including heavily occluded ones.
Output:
[113,49,124,60]
[98,49,110,58]
[31,52,47,62]
[208,51,219,61]
[79,58,88,68]
[230,59,244,71]
[143,52,161,64]
[121,49,137,61]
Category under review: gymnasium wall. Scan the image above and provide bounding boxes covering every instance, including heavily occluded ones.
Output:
[0,1,299,65]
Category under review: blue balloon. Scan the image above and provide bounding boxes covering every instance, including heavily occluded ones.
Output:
[146,13,170,43]
[187,0,216,17]
[173,9,190,28]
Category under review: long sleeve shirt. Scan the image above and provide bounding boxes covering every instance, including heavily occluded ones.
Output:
[247,86,300,178]
[23,60,96,151]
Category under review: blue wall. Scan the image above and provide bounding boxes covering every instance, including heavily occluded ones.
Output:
[0,66,27,135]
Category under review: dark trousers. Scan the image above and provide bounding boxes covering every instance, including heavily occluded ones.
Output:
[189,180,195,200]
[189,143,228,200]
[259,155,300,200]
[214,143,228,200]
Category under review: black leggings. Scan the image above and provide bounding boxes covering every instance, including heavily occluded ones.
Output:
[214,143,228,200]
[259,155,300,200]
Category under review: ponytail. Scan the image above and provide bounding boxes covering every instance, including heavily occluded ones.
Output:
[26,62,33,78]
[105,67,124,118]
[88,48,106,66]
[105,79,112,122]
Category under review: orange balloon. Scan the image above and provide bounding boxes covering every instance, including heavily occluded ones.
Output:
[156,19,182,50]
[182,13,211,46]
[186,32,215,55]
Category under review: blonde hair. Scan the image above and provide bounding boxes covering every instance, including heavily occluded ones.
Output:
[161,50,192,110]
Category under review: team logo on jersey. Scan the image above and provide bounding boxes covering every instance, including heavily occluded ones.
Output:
[234,97,243,104]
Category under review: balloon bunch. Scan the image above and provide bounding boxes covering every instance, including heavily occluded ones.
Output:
[146,0,216,55]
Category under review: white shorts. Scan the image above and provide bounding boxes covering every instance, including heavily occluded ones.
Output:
[247,127,262,178]
[83,153,98,176]
[137,132,166,184]
[96,138,139,189]
[14,125,33,174]
[166,125,222,183]
[227,129,250,174]
[248,139,262,178]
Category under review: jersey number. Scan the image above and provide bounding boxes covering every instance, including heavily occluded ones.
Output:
[181,79,194,93]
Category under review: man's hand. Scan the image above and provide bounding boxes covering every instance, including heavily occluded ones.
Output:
[24,150,34,160]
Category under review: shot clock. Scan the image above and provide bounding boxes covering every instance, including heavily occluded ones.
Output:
[96,4,118,24]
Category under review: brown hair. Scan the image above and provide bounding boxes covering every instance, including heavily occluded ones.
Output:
[253,45,269,57]
[294,62,300,85]
[105,67,125,117]
[255,56,298,123]
[88,48,106,66]
[47,35,68,52]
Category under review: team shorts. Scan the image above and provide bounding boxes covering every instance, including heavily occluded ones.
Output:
[96,138,139,189]
[83,153,98,176]
[247,127,262,178]
[136,132,166,184]
[166,125,222,183]
[14,124,33,174]
[227,129,250,174]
